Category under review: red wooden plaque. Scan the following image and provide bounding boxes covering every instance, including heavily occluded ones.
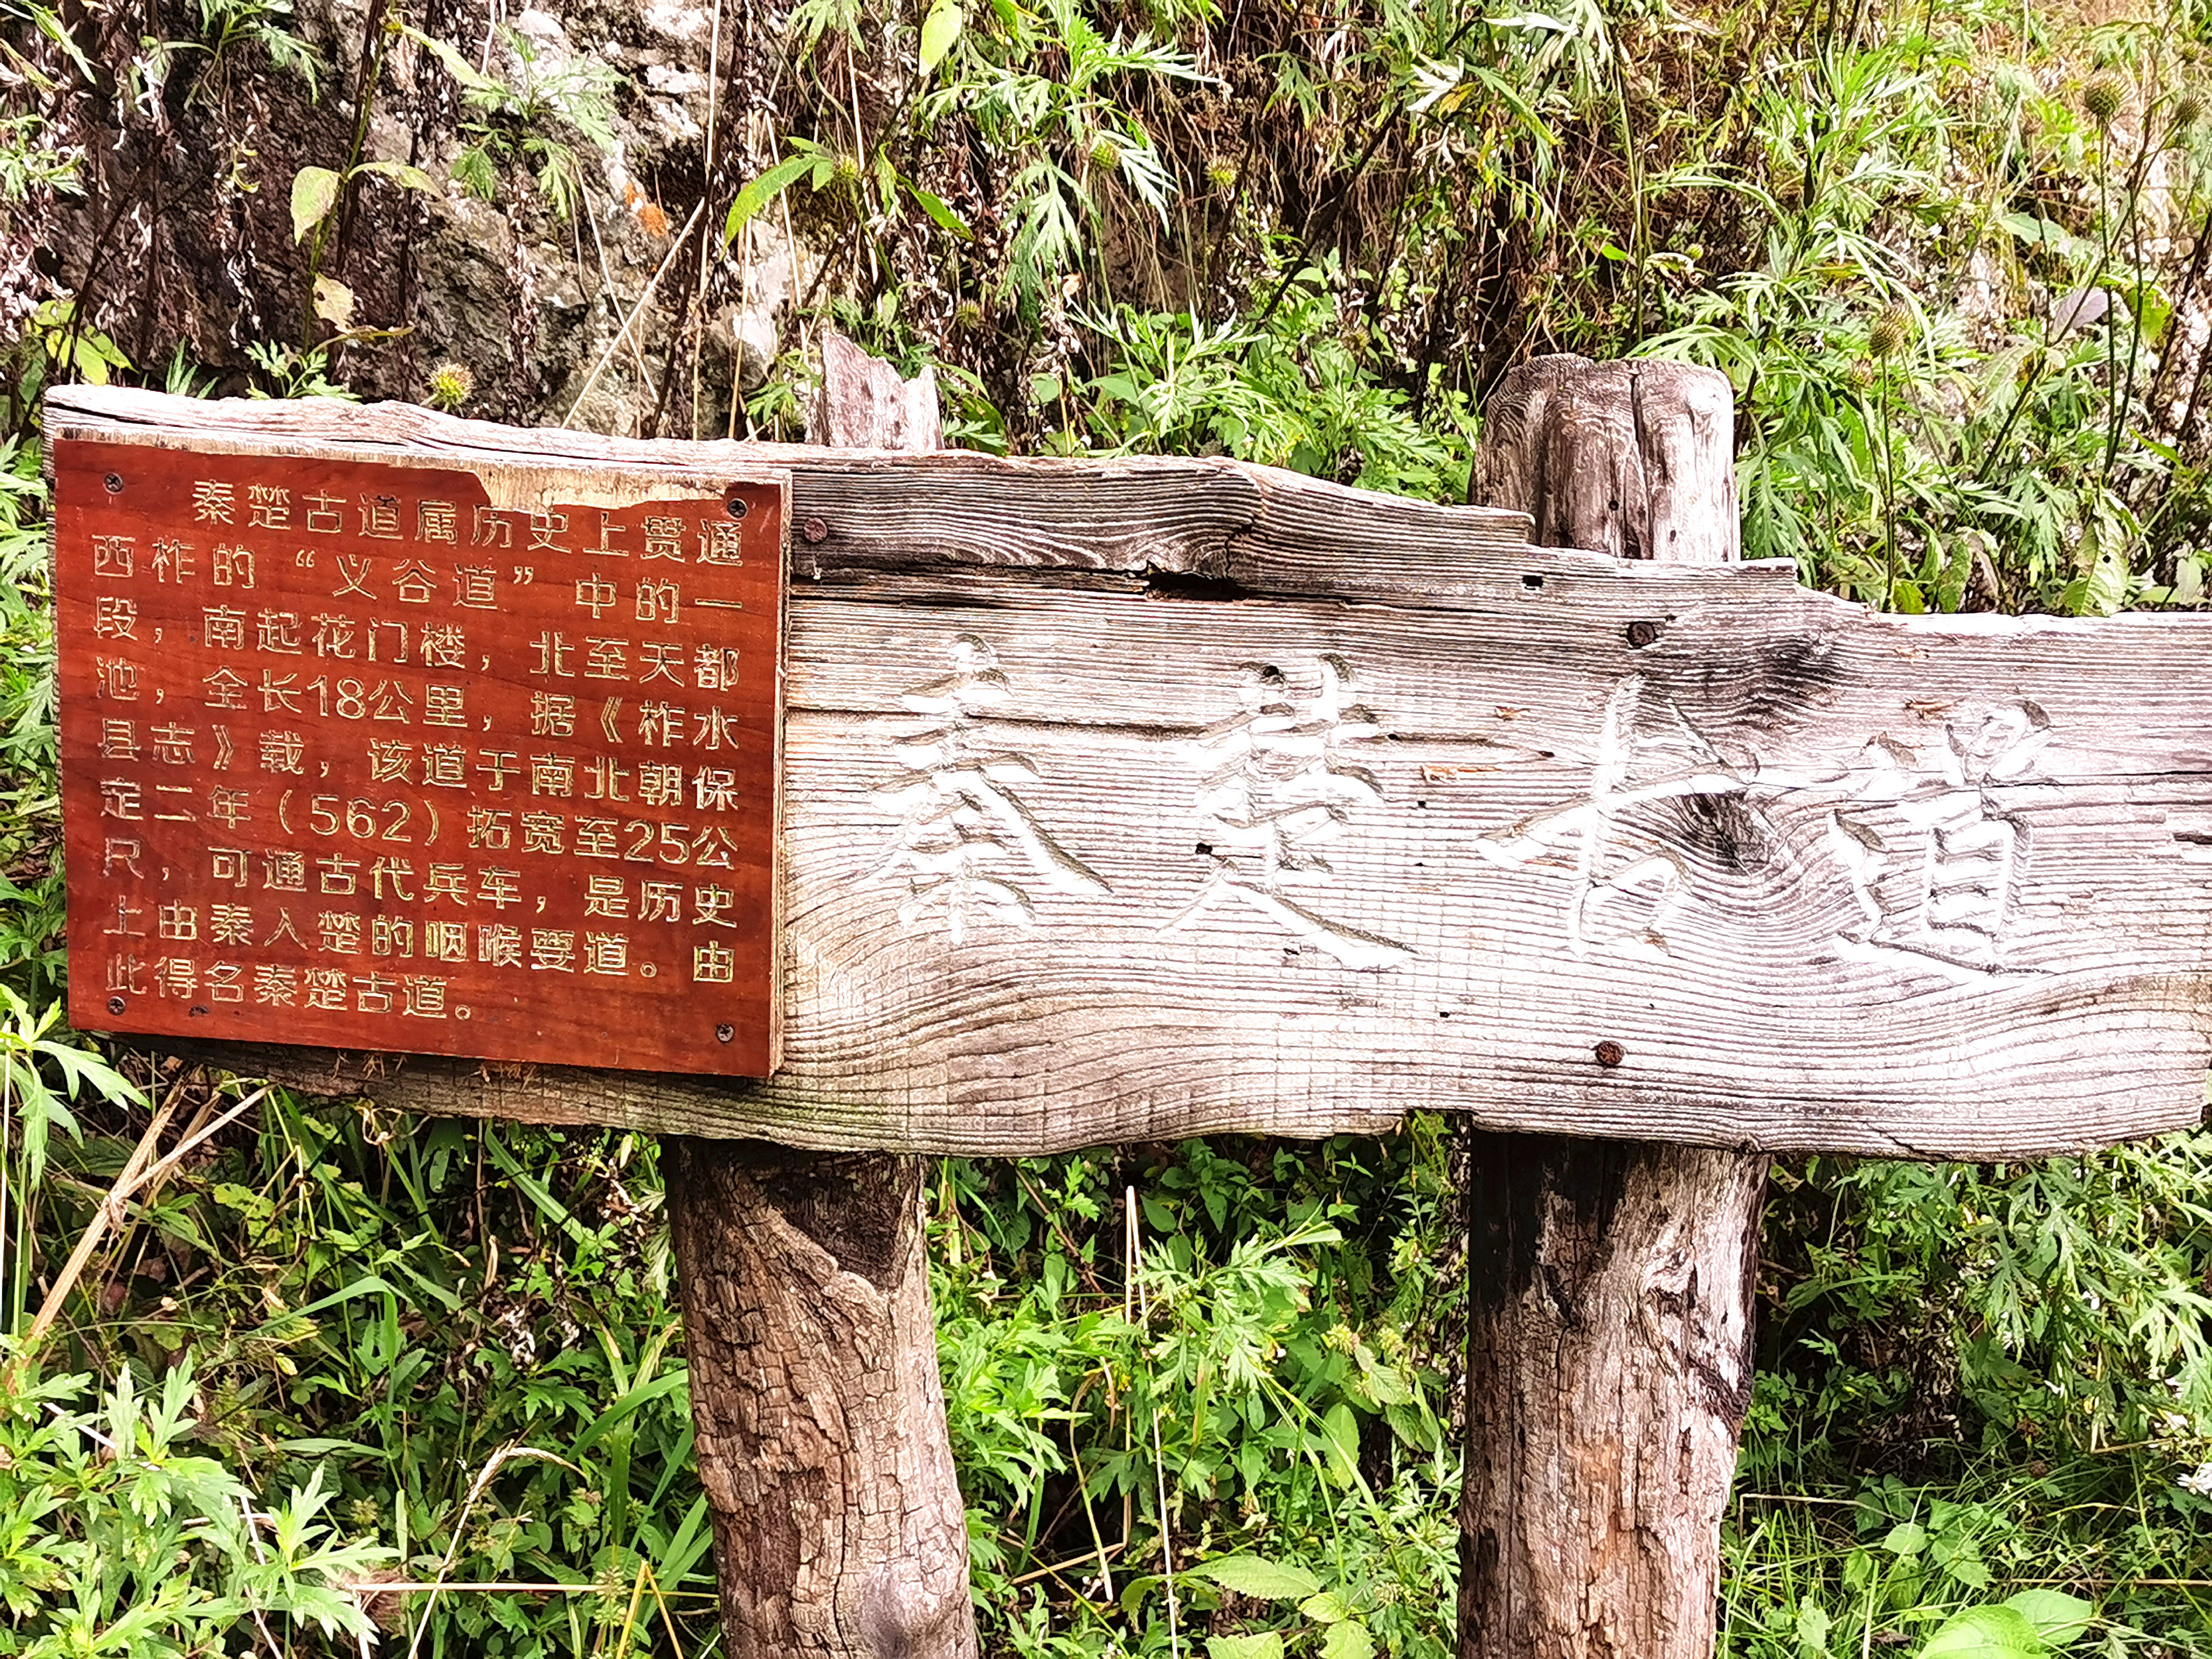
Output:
[53,439,787,1076]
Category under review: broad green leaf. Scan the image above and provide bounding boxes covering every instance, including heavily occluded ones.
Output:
[1882,1521,1929,1556]
[723,155,816,245]
[1918,1606,2047,1659]
[1796,1601,1833,1654]
[1319,1620,1376,1659]
[919,0,963,74]
[1298,1590,1353,1623]
[1206,1637,1284,1659]
[2002,1590,2092,1647]
[1188,1556,1321,1600]
[290,166,341,242]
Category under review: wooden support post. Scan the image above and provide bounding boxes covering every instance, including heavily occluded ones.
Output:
[1458,356,1769,1659]
[664,333,976,1658]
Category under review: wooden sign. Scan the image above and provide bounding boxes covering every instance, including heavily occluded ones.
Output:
[51,435,789,1077]
[44,387,2212,1158]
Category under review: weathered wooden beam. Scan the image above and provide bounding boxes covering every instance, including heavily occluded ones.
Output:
[47,383,2212,1160]
[663,335,974,1658]
[1458,357,1765,1659]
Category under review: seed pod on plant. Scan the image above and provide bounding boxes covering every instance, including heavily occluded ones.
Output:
[2174,90,2204,130]
[1088,133,1122,173]
[1867,302,1911,360]
[2083,73,2127,127]
[426,361,474,412]
[953,299,984,332]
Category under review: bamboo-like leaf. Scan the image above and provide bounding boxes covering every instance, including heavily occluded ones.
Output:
[723,155,817,245]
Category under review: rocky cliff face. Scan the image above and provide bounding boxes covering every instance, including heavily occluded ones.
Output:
[24,0,817,437]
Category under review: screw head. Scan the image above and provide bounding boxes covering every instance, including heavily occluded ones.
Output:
[1626,620,1663,648]
[802,515,828,543]
[107,996,127,1015]
[715,1022,735,1044]
[725,495,749,520]
[1594,1040,1626,1068]
[103,473,124,494]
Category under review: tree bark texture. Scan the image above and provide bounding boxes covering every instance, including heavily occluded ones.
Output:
[666,334,976,1659]
[667,1141,974,1656]
[1459,354,1768,1659]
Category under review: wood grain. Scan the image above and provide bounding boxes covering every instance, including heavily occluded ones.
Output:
[47,385,2212,1158]
[666,331,978,1659]
[1458,354,1765,1659]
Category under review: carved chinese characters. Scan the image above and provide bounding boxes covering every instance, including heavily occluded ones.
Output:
[56,441,787,1076]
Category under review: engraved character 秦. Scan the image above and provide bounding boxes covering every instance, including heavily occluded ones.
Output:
[872,636,1110,941]
[192,481,235,525]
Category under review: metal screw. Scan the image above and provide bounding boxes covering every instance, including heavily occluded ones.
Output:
[104,473,123,494]
[725,495,749,520]
[1626,620,1662,648]
[107,996,126,1015]
[1594,1040,1626,1068]
[715,1023,735,1044]
[802,516,828,543]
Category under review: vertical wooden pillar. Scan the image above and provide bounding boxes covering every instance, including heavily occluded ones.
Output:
[1458,357,1769,1659]
[665,333,976,1659]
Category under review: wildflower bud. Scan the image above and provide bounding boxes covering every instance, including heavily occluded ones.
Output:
[1089,134,1122,173]
[1207,155,1238,193]
[1867,301,1911,360]
[1323,1321,1359,1355]
[2083,73,2126,127]
[2175,90,2204,130]
[830,153,863,194]
[953,299,984,332]
[426,360,474,412]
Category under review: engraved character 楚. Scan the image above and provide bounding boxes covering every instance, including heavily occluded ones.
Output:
[1162,655,1409,969]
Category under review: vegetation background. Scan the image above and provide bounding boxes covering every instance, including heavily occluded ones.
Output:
[7,0,2212,1651]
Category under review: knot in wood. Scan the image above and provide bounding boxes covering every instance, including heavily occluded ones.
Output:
[1594,1040,1626,1068]
[1626,620,1664,649]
